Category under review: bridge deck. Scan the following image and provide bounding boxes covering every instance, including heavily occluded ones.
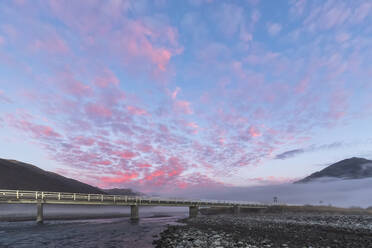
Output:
[0,189,267,208]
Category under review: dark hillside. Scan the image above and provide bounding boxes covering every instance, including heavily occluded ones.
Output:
[0,158,105,194]
[296,157,372,183]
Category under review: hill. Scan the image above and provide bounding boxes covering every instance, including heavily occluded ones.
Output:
[295,157,372,183]
[103,188,143,196]
[0,158,105,194]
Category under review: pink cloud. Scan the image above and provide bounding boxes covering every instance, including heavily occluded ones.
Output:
[171,87,180,99]
[30,35,69,54]
[94,69,119,87]
[136,163,152,168]
[327,90,348,121]
[98,160,112,166]
[6,114,61,139]
[249,126,261,138]
[102,172,139,183]
[295,77,310,94]
[47,0,182,76]
[174,100,193,114]
[127,105,147,116]
[73,136,95,146]
[117,20,182,74]
[0,36,4,45]
[116,151,137,159]
[137,144,153,153]
[57,71,92,98]
[85,103,112,118]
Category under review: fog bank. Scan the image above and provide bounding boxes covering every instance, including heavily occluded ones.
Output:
[163,178,372,208]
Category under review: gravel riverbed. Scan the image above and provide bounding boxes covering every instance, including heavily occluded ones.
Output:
[153,213,372,248]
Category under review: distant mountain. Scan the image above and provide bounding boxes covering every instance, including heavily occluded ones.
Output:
[0,158,105,194]
[103,188,143,196]
[295,157,372,183]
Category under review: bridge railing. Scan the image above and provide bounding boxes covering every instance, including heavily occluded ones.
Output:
[0,189,267,207]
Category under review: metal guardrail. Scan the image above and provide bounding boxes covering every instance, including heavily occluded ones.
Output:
[0,189,267,207]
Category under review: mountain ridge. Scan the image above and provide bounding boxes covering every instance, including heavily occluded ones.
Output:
[295,157,372,183]
[0,158,142,195]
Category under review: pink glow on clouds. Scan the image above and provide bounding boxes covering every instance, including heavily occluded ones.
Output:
[73,136,95,146]
[171,87,180,99]
[94,69,119,87]
[117,20,182,74]
[102,172,139,183]
[6,114,61,139]
[116,151,137,160]
[57,71,92,98]
[249,126,261,138]
[85,103,113,118]
[136,163,152,168]
[30,35,69,54]
[249,176,298,185]
[0,0,371,194]
[174,100,193,114]
[127,106,147,116]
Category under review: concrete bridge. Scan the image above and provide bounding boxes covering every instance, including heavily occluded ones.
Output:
[0,189,267,223]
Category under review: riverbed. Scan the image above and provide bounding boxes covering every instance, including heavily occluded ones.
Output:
[0,205,188,247]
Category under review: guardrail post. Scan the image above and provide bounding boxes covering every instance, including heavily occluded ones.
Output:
[189,206,198,218]
[130,205,139,221]
[58,193,61,200]
[88,194,90,201]
[101,195,104,202]
[233,205,241,215]
[73,193,76,201]
[36,202,44,224]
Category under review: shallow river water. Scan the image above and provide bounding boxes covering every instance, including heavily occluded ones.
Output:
[0,205,188,248]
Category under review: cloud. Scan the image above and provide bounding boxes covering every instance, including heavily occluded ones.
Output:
[5,114,61,140]
[275,149,305,160]
[169,178,372,208]
[85,103,113,118]
[174,100,193,114]
[213,3,244,37]
[1,0,372,195]
[267,22,282,36]
[171,87,180,100]
[127,106,147,116]
[94,69,119,88]
[0,90,12,103]
[275,142,344,160]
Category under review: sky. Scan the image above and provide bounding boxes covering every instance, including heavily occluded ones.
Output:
[0,0,372,195]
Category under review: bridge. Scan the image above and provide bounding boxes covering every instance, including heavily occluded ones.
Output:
[0,189,268,223]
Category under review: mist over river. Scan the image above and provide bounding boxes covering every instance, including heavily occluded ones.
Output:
[0,205,188,248]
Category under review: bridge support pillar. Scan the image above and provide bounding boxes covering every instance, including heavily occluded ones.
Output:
[130,205,139,221]
[189,206,198,218]
[233,205,240,215]
[36,203,44,224]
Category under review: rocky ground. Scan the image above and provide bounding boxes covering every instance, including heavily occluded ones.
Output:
[153,213,372,248]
